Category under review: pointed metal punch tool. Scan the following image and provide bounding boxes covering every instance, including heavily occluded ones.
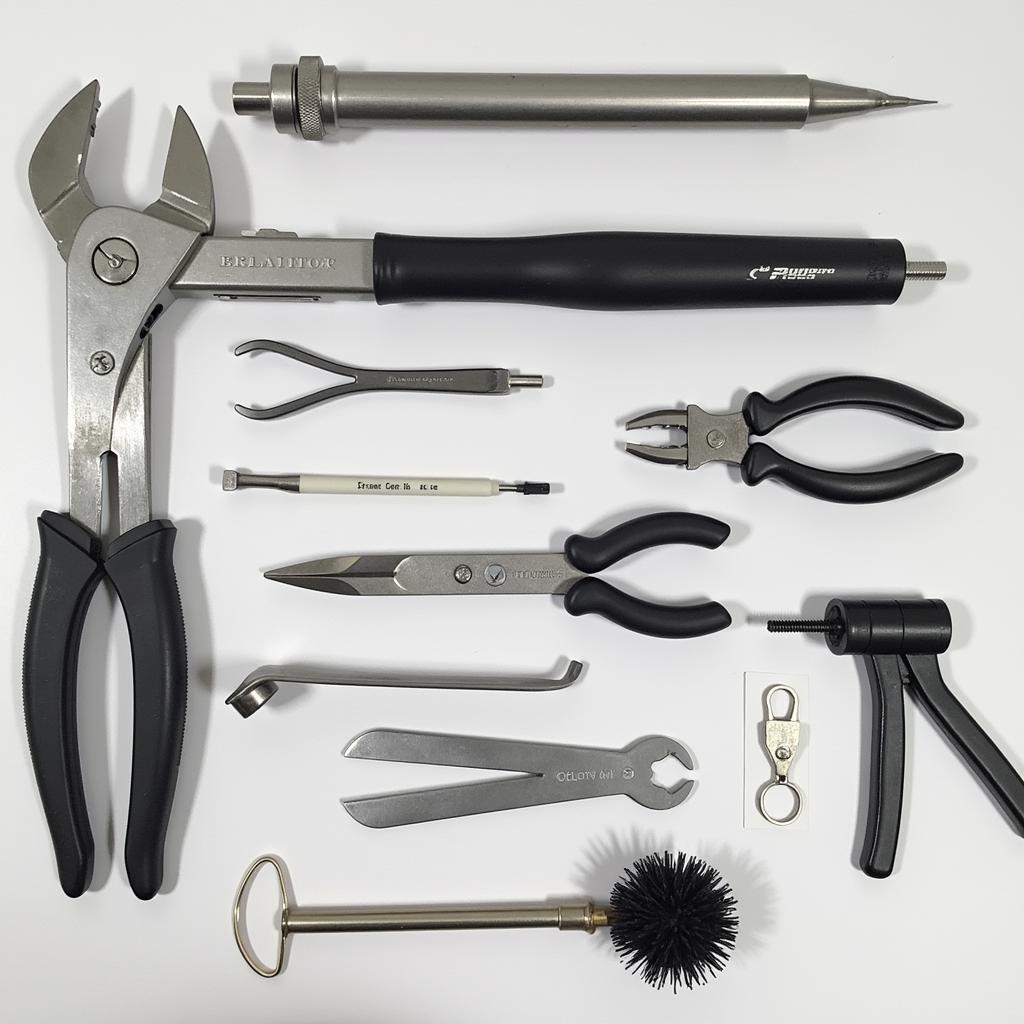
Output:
[342,730,695,828]
[626,376,964,503]
[265,512,733,638]
[233,339,542,420]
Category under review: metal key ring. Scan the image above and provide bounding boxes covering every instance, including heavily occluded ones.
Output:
[233,855,293,977]
[757,779,803,826]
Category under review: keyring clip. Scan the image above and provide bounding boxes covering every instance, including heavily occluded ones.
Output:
[757,684,803,826]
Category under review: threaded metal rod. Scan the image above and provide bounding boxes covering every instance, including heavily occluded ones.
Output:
[766,618,838,634]
[905,261,947,280]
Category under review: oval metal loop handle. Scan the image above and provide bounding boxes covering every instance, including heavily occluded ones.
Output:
[233,854,292,977]
[765,684,799,721]
[757,780,803,826]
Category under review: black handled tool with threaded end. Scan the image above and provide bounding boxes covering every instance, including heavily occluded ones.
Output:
[768,599,1024,877]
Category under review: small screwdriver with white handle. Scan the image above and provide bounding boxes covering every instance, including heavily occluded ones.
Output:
[222,470,550,497]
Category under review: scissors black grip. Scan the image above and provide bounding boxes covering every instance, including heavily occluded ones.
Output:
[562,512,732,639]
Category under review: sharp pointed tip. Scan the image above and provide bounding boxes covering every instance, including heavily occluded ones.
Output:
[264,569,289,582]
[885,95,938,108]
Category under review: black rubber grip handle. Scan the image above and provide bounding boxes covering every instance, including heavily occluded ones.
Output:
[564,512,730,573]
[741,444,964,503]
[906,654,1024,837]
[861,656,909,878]
[743,376,964,435]
[563,578,732,638]
[105,520,187,900]
[23,511,104,897]
[373,232,908,310]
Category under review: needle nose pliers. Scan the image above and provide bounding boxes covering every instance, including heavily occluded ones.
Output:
[625,375,964,503]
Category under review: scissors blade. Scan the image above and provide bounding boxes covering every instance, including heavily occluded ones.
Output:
[265,552,579,595]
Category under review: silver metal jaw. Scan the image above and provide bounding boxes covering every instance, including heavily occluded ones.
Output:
[625,406,749,470]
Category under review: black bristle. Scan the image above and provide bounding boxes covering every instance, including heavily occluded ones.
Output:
[608,851,738,992]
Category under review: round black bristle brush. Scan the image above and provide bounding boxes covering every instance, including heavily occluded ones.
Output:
[234,851,738,989]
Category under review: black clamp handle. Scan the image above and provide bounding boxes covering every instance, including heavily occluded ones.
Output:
[863,650,1024,878]
[560,512,732,638]
[23,512,187,899]
[740,376,964,503]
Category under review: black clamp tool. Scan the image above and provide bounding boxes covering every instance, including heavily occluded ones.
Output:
[769,599,1024,877]
[626,376,964,503]
[266,511,733,639]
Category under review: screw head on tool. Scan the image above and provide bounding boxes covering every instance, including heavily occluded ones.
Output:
[89,350,115,375]
[453,564,473,585]
[775,745,792,760]
[484,564,507,587]
[707,429,727,450]
[92,238,139,284]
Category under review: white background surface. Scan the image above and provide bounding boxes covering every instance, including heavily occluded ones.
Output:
[3,2,1023,1020]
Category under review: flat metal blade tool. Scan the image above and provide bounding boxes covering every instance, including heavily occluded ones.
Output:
[234,55,935,140]
[341,730,695,827]
[264,511,733,638]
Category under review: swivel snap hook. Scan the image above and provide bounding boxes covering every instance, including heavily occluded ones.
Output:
[757,684,803,826]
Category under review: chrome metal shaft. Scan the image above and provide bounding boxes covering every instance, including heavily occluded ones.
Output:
[233,56,934,140]
[285,903,608,934]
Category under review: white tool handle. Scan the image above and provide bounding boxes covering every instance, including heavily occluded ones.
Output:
[298,474,499,496]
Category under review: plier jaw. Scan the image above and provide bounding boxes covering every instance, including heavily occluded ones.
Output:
[24,81,214,900]
[625,406,749,469]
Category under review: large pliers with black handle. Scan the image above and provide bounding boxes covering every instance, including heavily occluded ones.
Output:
[24,83,212,898]
[626,375,964,503]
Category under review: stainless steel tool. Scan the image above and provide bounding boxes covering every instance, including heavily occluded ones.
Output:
[225,659,584,718]
[264,511,733,638]
[222,469,550,497]
[234,56,935,140]
[342,729,695,827]
[233,339,543,420]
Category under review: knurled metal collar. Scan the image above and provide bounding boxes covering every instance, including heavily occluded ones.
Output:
[297,55,325,140]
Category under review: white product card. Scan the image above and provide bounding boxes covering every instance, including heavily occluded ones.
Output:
[743,671,810,830]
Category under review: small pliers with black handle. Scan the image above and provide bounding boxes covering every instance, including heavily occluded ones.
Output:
[625,375,964,503]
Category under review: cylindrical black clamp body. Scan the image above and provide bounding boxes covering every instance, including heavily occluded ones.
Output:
[825,598,952,656]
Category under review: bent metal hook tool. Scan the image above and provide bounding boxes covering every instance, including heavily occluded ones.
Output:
[264,511,734,638]
[341,730,696,828]
[234,55,935,141]
[225,659,584,718]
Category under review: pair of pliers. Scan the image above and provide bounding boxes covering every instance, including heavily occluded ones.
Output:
[625,376,964,503]
[25,84,213,897]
